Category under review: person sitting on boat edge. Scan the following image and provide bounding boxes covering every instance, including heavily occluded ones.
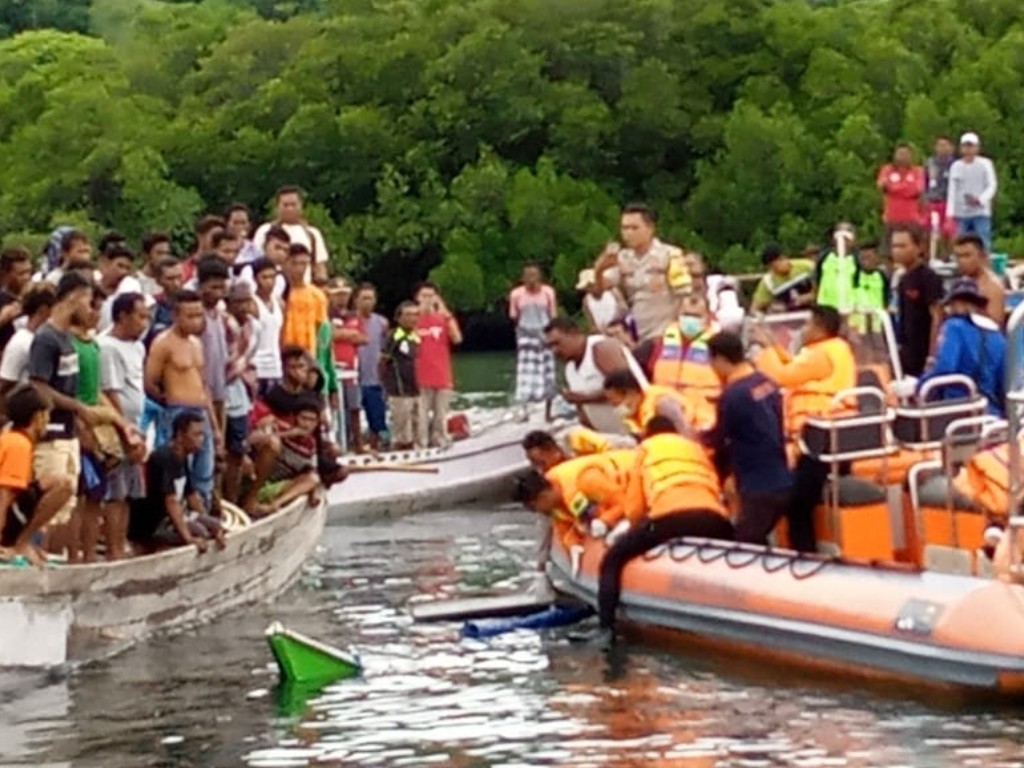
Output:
[748,304,856,553]
[602,368,692,439]
[245,346,341,516]
[638,291,720,430]
[0,386,74,566]
[128,410,226,554]
[576,417,734,646]
[543,316,646,435]
[915,279,1006,417]
[703,332,793,546]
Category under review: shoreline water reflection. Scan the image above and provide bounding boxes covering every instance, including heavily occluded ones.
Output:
[3,508,1024,767]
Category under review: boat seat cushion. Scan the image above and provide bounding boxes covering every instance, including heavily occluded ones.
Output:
[832,476,888,507]
[916,475,981,512]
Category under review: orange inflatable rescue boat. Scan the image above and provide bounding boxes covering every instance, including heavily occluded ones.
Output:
[544,308,1024,696]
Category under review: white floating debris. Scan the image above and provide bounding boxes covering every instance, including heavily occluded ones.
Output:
[160,735,184,746]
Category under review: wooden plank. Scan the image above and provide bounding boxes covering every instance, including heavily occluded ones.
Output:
[408,593,555,623]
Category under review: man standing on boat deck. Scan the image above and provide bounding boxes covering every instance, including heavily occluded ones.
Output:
[544,316,647,434]
[236,226,289,300]
[28,273,103,556]
[281,244,328,360]
[947,132,998,252]
[381,301,421,450]
[749,305,856,552]
[891,224,944,377]
[953,234,1006,326]
[99,293,150,560]
[181,216,225,287]
[252,186,331,284]
[0,286,56,414]
[146,289,223,508]
[704,332,792,545]
[196,256,231,436]
[815,222,859,314]
[595,204,691,342]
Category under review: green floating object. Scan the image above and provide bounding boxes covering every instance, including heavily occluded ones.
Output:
[265,621,362,685]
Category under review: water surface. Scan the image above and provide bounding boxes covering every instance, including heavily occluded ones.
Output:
[4,508,1024,768]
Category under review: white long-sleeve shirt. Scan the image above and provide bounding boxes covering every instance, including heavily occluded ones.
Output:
[946,156,998,219]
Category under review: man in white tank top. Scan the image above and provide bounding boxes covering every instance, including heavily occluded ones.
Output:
[544,317,648,434]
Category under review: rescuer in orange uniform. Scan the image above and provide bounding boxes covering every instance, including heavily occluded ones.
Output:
[749,304,856,552]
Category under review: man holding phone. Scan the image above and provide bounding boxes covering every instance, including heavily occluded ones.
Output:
[414,282,462,448]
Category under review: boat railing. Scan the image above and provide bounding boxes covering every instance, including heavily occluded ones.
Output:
[893,375,988,451]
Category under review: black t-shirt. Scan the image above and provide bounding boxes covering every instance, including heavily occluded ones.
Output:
[0,289,19,351]
[706,371,792,495]
[896,263,943,377]
[129,445,191,541]
[263,384,322,416]
[27,323,79,440]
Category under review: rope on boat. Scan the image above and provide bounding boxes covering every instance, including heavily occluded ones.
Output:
[640,538,833,581]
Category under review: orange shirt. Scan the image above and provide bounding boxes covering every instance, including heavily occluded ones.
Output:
[0,430,33,491]
[281,285,328,358]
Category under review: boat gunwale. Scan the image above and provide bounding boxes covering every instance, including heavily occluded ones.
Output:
[0,496,322,599]
[548,542,1024,689]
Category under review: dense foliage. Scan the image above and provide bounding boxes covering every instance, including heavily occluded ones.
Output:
[1,0,1022,309]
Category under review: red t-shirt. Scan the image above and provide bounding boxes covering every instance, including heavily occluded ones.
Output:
[877,164,925,224]
[331,312,364,369]
[416,313,454,389]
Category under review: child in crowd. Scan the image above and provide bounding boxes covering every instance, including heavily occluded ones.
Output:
[0,386,74,566]
[381,301,421,450]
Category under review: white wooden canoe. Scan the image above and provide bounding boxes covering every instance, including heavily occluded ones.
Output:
[328,413,565,522]
[0,497,325,669]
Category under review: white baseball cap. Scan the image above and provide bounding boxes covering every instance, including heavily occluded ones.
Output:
[575,268,596,290]
[960,131,980,146]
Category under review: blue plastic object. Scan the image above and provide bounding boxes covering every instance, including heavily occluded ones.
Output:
[462,604,592,639]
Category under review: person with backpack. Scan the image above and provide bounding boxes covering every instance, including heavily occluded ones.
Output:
[916,279,1006,416]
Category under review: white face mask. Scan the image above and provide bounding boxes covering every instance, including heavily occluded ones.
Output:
[614,403,633,418]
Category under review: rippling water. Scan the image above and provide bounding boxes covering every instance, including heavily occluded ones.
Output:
[4,508,1024,768]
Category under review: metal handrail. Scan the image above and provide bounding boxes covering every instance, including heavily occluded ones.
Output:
[918,374,979,403]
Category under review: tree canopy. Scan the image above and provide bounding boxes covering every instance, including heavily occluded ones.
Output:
[1,0,1022,309]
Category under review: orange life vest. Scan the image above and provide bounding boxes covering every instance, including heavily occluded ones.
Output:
[952,439,1024,519]
[546,450,637,531]
[767,337,856,434]
[623,385,713,435]
[634,432,724,520]
[651,323,722,412]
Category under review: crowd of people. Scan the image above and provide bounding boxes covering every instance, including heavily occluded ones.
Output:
[515,188,1015,645]
[0,186,464,566]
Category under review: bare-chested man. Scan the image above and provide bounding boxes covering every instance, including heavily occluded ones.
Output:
[145,289,223,507]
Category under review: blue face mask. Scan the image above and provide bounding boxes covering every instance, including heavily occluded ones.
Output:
[679,315,704,338]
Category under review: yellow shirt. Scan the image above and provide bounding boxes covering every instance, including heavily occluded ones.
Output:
[281,285,328,358]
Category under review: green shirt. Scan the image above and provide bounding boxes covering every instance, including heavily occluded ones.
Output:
[70,334,100,406]
[752,258,816,311]
[317,320,339,396]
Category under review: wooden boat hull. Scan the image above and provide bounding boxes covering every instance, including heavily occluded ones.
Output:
[549,536,1024,696]
[328,415,561,521]
[0,497,325,668]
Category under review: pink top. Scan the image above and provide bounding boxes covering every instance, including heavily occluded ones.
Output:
[415,313,454,389]
[509,285,556,324]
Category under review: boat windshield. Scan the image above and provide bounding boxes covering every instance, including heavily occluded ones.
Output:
[742,309,902,384]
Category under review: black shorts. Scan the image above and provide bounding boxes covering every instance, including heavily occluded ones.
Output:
[1,482,41,546]
[226,415,249,456]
